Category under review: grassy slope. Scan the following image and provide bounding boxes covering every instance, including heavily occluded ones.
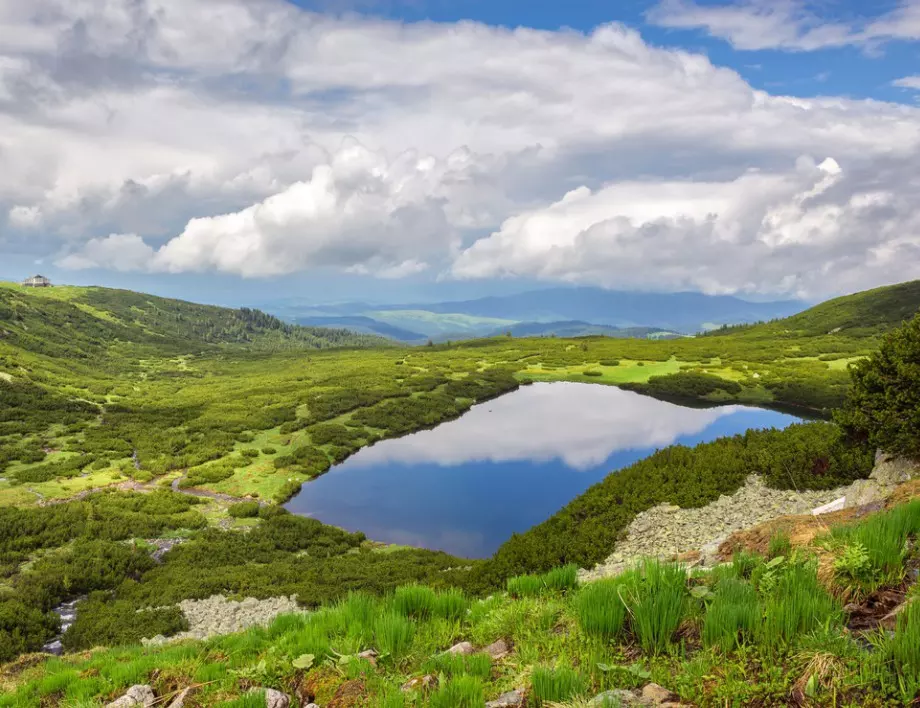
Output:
[4,495,920,707]
[1,280,919,510]
[0,281,389,356]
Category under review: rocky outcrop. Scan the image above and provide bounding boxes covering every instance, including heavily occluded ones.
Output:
[581,453,919,582]
[105,685,156,708]
[143,595,303,644]
[581,475,851,580]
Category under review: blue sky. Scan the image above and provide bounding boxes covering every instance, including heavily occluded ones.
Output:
[1,0,919,307]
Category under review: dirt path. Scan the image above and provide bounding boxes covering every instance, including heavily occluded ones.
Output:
[169,474,260,504]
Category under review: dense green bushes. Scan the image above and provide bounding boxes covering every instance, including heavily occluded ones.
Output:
[62,595,188,652]
[836,312,920,458]
[227,501,260,518]
[628,371,742,399]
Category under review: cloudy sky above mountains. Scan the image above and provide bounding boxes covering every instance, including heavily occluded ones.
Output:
[1,0,919,303]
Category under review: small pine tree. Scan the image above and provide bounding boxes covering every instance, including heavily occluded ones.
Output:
[835,313,920,458]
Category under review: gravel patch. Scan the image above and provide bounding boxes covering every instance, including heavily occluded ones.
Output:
[580,475,859,581]
[143,594,303,645]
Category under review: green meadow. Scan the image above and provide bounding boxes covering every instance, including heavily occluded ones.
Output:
[1,278,920,704]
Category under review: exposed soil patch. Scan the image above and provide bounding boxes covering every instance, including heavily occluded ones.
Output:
[845,588,906,631]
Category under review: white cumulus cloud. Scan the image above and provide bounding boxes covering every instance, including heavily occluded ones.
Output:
[0,0,916,297]
[452,157,920,299]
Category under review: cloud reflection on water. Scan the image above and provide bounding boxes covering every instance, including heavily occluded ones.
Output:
[347,382,741,471]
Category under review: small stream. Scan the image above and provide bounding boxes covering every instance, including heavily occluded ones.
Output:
[41,597,82,655]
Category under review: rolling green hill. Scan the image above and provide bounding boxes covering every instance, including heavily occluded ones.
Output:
[0,282,388,360]
[712,279,920,339]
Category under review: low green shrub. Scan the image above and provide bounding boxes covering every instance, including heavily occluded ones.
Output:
[228,501,260,518]
[62,595,188,651]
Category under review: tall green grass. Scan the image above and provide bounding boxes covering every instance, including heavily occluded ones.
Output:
[506,564,579,598]
[374,611,414,657]
[393,584,438,618]
[531,666,588,705]
[507,573,544,598]
[423,651,492,679]
[758,561,841,650]
[831,500,920,589]
[428,675,485,708]
[543,564,579,592]
[887,597,920,696]
[433,588,469,621]
[702,578,759,652]
[622,560,687,655]
[767,532,792,559]
[574,577,628,639]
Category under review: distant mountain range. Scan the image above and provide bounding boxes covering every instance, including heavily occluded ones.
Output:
[269,287,807,343]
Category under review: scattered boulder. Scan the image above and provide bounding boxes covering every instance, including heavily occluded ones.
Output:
[641,683,679,704]
[486,689,525,707]
[871,452,919,487]
[445,641,475,655]
[591,689,643,705]
[484,638,511,659]
[249,688,290,708]
[401,674,437,692]
[105,685,156,708]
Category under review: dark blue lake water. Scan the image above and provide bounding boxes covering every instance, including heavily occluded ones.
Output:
[285,382,802,558]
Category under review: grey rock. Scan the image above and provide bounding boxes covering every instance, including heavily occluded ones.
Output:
[641,683,678,704]
[484,638,510,659]
[844,479,886,508]
[591,689,644,705]
[580,474,895,582]
[445,640,475,655]
[486,689,525,707]
[871,453,919,486]
[258,688,289,708]
[105,685,156,708]
[305,705,320,708]
[358,648,378,666]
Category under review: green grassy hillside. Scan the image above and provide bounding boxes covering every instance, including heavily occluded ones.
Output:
[1,279,919,686]
[4,496,920,707]
[0,282,388,359]
[712,279,920,339]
